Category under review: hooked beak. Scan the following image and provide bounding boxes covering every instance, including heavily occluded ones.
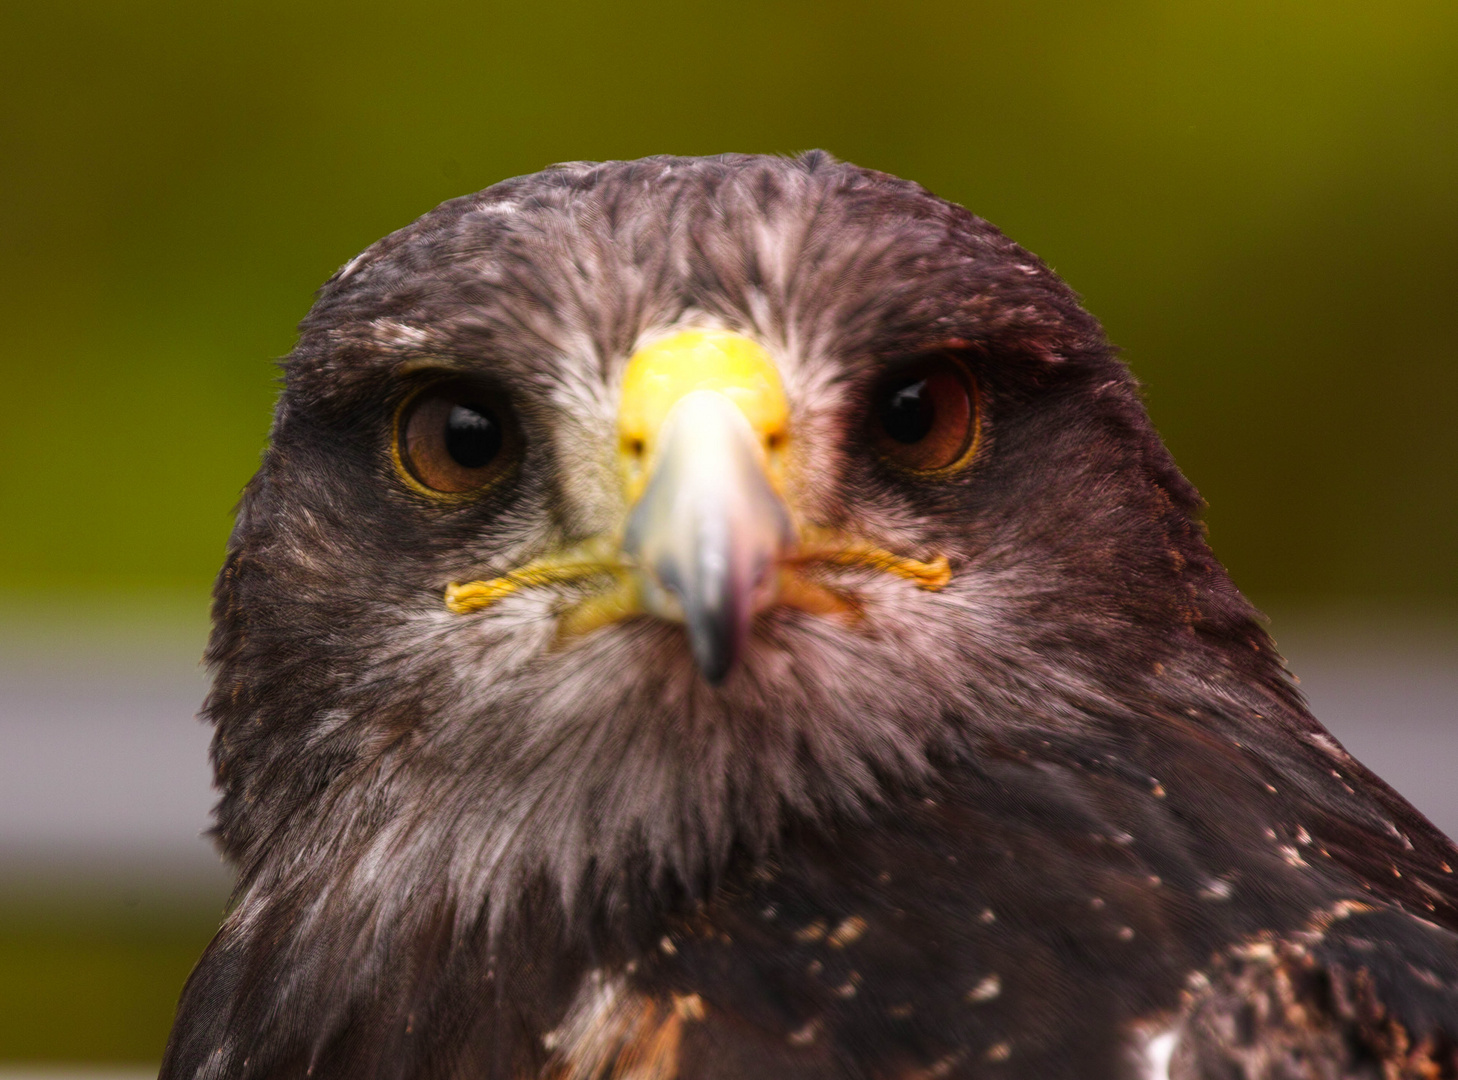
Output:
[616,330,795,684]
[622,388,794,682]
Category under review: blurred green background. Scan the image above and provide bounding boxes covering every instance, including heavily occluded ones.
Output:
[5,0,1457,605]
[1,0,1455,1066]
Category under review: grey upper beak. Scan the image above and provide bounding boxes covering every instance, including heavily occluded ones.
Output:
[622,390,795,683]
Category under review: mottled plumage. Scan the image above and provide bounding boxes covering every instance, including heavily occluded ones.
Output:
[163,153,1458,1080]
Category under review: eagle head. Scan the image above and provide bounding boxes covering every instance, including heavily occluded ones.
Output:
[207,152,1269,927]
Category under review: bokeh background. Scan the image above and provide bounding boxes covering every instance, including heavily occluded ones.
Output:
[1,0,1455,1070]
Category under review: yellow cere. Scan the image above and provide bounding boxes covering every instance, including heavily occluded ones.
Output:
[617,328,790,499]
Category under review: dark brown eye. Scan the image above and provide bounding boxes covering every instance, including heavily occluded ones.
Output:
[397,380,513,494]
[870,356,979,472]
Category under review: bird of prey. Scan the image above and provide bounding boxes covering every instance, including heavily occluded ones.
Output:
[162,153,1458,1080]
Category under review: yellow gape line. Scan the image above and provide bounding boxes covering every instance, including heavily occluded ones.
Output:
[792,537,953,591]
[444,540,625,615]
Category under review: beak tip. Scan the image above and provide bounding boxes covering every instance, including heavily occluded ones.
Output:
[687,611,741,686]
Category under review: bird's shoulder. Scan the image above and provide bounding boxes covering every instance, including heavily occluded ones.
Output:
[1173,903,1458,1079]
[596,723,1458,1079]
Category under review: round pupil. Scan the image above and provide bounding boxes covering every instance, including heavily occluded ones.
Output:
[444,404,502,468]
[879,378,935,443]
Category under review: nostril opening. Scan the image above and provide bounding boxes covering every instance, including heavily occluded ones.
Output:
[629,438,646,457]
[765,432,784,452]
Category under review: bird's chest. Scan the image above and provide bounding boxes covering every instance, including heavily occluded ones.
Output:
[535,793,1335,1080]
